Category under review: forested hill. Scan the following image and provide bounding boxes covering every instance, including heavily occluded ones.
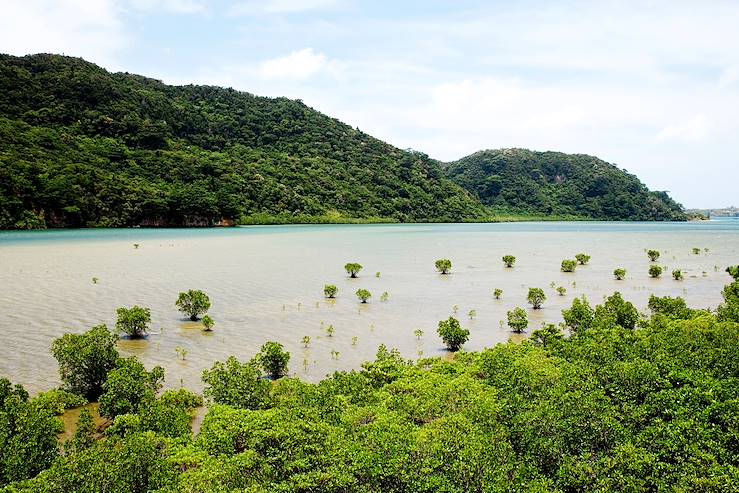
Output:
[0,54,685,228]
[0,53,486,228]
[445,149,686,221]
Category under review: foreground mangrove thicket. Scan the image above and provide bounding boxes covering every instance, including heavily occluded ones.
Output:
[1,266,738,492]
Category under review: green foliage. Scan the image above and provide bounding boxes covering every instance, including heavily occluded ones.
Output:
[672,269,684,280]
[445,148,686,220]
[437,316,470,351]
[561,259,577,272]
[614,268,626,280]
[30,389,86,416]
[202,356,271,409]
[493,288,503,299]
[649,264,663,278]
[51,324,119,400]
[647,295,701,320]
[647,249,661,261]
[115,306,151,338]
[692,247,701,254]
[502,255,516,267]
[0,379,61,487]
[556,286,567,296]
[527,287,547,309]
[69,408,96,453]
[175,290,211,321]
[595,292,639,329]
[507,307,529,333]
[380,291,390,302]
[434,258,452,274]
[258,341,290,379]
[0,54,489,229]
[530,324,564,347]
[355,288,372,303]
[726,265,739,280]
[562,296,595,335]
[575,253,591,265]
[323,284,338,298]
[345,263,363,278]
[201,315,214,331]
[99,357,164,419]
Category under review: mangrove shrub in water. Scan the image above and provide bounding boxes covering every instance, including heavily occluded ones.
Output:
[202,315,214,331]
[575,253,591,265]
[647,249,660,261]
[258,341,290,379]
[176,290,211,321]
[502,255,516,268]
[507,307,528,333]
[562,296,595,335]
[672,269,684,281]
[437,316,470,351]
[116,306,151,338]
[356,288,372,303]
[527,287,546,309]
[345,263,363,278]
[613,268,626,280]
[561,259,577,272]
[649,265,663,278]
[435,258,452,274]
[323,284,338,298]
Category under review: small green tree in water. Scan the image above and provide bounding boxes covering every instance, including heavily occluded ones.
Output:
[493,288,503,299]
[202,315,214,331]
[614,268,626,280]
[647,249,660,262]
[176,290,211,321]
[323,284,338,298]
[561,259,577,272]
[345,263,363,278]
[502,255,516,268]
[115,306,151,338]
[437,316,470,351]
[507,307,528,333]
[575,253,591,265]
[649,265,663,278]
[356,289,372,303]
[435,259,452,274]
[258,341,290,379]
[527,288,546,309]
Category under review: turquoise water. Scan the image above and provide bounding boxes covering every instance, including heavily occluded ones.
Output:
[1,221,737,394]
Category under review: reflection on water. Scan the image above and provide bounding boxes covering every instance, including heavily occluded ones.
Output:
[1,221,737,395]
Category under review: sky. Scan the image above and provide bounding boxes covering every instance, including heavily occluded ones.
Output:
[2,0,738,208]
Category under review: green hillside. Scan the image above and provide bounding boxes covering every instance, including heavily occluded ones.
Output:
[445,149,686,221]
[0,54,486,228]
[0,54,685,228]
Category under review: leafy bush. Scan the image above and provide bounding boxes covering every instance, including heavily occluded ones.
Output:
[115,306,151,338]
[356,288,372,303]
[613,268,626,280]
[527,287,546,309]
[345,263,363,278]
[561,259,577,272]
[175,290,211,321]
[323,284,338,298]
[437,316,470,351]
[506,307,528,333]
[575,253,591,265]
[502,255,516,267]
[435,259,452,274]
[649,265,663,278]
[258,341,290,379]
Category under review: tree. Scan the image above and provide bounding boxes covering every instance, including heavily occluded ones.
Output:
[51,325,120,400]
[70,407,96,452]
[345,263,363,278]
[530,324,564,347]
[614,268,626,280]
[202,315,215,331]
[301,336,311,348]
[726,265,739,280]
[561,259,577,272]
[556,286,567,296]
[595,292,639,329]
[437,317,470,351]
[356,288,372,303]
[493,288,503,299]
[435,259,452,274]
[575,253,591,265]
[380,291,390,302]
[326,324,335,337]
[647,249,660,262]
[672,269,684,281]
[414,329,424,339]
[649,265,663,278]
[115,306,151,338]
[258,341,290,379]
[99,357,164,419]
[202,356,271,409]
[692,247,701,254]
[502,255,516,268]
[506,307,528,333]
[527,288,546,309]
[562,297,594,335]
[324,284,338,298]
[175,290,211,321]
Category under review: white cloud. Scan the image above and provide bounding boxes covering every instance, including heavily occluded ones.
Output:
[258,48,329,80]
[228,0,340,16]
[656,115,710,142]
[0,0,126,66]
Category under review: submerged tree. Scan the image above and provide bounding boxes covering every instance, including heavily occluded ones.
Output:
[527,288,546,309]
[202,315,215,331]
[345,263,363,278]
[614,268,627,280]
[649,265,663,278]
[561,259,577,272]
[647,249,661,262]
[99,357,164,419]
[258,341,290,379]
[435,259,452,274]
[356,288,372,303]
[323,284,338,298]
[51,325,120,400]
[116,306,151,338]
[575,253,591,265]
[595,292,639,329]
[530,324,564,347]
[176,290,211,321]
[726,265,739,280]
[493,288,503,299]
[506,307,528,333]
[556,286,567,296]
[202,356,270,409]
[502,255,516,268]
[672,269,684,281]
[562,296,594,335]
[437,316,470,351]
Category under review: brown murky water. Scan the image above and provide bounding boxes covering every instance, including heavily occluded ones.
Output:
[1,221,737,395]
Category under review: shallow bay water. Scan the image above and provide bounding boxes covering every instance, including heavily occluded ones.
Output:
[1,221,737,395]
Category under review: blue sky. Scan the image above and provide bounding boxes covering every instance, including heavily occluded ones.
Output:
[2,0,738,208]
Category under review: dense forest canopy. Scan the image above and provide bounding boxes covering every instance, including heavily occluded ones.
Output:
[0,54,685,228]
[445,149,686,221]
[1,270,738,492]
